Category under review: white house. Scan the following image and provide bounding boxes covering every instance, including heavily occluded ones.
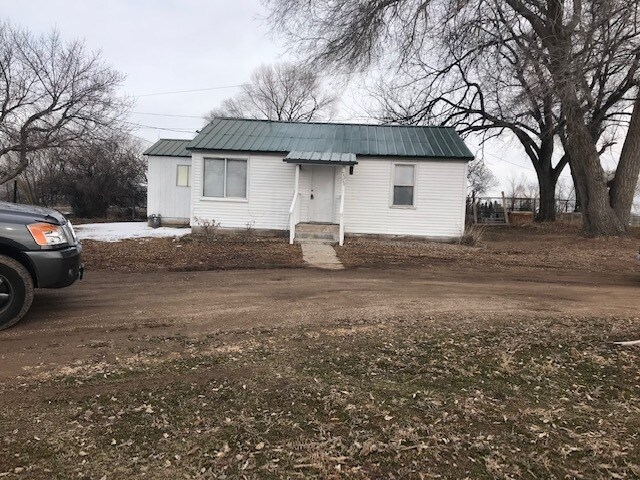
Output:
[144,118,474,244]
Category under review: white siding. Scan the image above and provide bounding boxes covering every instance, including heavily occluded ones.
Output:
[342,157,467,239]
[147,156,191,224]
[190,152,468,239]
[191,152,297,230]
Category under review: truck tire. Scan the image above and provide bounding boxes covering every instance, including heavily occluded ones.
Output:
[0,255,34,330]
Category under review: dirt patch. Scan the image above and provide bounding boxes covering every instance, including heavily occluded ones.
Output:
[82,234,304,272]
[337,224,640,274]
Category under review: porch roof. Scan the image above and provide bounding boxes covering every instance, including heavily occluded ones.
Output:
[284,151,357,166]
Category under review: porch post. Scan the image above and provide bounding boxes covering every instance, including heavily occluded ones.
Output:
[339,166,346,246]
[289,164,300,244]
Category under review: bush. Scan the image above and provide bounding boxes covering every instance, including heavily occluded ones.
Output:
[459,226,485,246]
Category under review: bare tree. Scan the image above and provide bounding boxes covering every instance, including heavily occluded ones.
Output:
[0,22,128,185]
[205,63,337,122]
[510,0,640,234]
[15,149,65,206]
[264,0,640,235]
[467,160,498,197]
[48,134,146,218]
[368,51,570,222]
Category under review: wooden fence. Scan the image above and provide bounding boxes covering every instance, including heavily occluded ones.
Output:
[467,193,575,225]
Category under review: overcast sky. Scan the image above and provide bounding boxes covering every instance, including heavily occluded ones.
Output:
[4,0,608,196]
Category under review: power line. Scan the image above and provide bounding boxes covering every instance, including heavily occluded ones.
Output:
[482,151,536,172]
[132,111,205,119]
[124,121,198,134]
[129,134,153,144]
[130,66,394,98]
[491,158,534,171]
[133,84,245,98]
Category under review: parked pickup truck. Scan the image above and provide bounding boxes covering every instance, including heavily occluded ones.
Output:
[0,202,82,329]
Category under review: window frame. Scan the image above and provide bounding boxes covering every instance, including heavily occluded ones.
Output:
[201,156,249,202]
[390,162,417,208]
[176,164,191,187]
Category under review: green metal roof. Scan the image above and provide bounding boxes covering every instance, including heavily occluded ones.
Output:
[187,118,474,160]
[143,139,191,157]
[285,151,357,165]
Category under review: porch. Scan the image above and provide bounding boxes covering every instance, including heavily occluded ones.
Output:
[285,151,357,246]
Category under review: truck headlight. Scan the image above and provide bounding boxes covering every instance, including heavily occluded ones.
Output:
[27,223,68,246]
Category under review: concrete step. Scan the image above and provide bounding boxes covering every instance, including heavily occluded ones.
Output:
[294,222,339,244]
[295,223,339,236]
[296,237,336,245]
[296,231,337,239]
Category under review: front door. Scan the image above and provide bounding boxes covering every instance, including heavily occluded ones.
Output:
[309,166,335,223]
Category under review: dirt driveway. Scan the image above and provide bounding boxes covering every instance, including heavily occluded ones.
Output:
[1,265,638,381]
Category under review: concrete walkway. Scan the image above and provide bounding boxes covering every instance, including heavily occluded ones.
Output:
[300,243,344,270]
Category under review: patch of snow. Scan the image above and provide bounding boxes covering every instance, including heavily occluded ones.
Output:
[74,222,191,242]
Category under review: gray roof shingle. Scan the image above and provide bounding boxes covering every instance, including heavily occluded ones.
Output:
[186,118,474,160]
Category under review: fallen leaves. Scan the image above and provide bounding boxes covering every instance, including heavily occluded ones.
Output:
[1,310,639,478]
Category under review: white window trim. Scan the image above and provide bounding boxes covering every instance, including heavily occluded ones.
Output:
[176,164,191,187]
[200,156,250,202]
[390,162,417,209]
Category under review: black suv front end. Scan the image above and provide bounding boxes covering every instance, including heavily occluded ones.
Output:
[24,231,83,288]
[0,202,83,329]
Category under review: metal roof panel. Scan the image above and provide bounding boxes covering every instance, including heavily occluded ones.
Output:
[143,139,191,157]
[186,117,474,160]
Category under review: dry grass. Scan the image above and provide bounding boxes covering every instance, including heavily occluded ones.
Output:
[459,225,486,246]
[1,311,639,478]
[337,224,640,274]
[78,223,640,276]
[81,234,304,272]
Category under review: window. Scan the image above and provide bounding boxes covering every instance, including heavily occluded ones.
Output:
[176,165,190,187]
[203,158,247,198]
[393,164,415,206]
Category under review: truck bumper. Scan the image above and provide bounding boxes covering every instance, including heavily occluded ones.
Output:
[24,245,83,288]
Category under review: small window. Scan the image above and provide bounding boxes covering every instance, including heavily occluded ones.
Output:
[393,164,415,206]
[176,165,191,187]
[203,158,247,198]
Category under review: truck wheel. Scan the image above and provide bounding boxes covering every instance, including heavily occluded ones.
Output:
[0,255,34,330]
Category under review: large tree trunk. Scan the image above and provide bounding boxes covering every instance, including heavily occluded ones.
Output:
[565,119,625,235]
[536,174,557,221]
[534,149,567,222]
[567,149,623,233]
[609,96,640,227]
[548,53,626,234]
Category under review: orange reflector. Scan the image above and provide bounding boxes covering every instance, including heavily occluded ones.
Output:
[27,223,59,246]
